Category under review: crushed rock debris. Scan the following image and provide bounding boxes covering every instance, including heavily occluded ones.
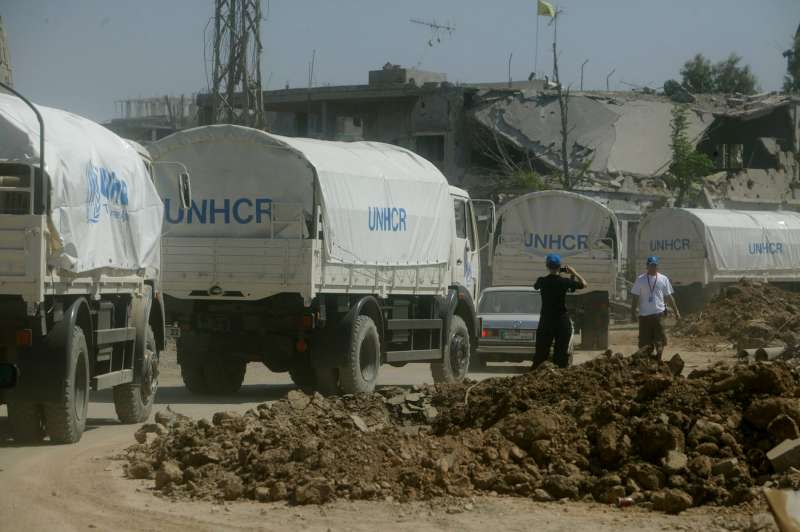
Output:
[674,280,800,350]
[125,354,800,513]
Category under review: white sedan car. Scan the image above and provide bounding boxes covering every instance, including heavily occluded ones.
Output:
[474,286,574,369]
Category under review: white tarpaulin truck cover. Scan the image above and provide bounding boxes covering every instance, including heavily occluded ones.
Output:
[494,190,617,259]
[637,208,800,282]
[0,93,163,274]
[150,125,453,266]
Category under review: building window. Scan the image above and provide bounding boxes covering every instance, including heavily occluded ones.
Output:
[415,134,445,165]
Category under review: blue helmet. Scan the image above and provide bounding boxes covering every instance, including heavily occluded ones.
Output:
[646,255,659,266]
[545,253,561,269]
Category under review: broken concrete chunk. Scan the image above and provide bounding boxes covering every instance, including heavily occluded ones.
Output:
[350,414,369,433]
[287,390,312,411]
[661,450,688,473]
[767,438,800,473]
[710,457,738,477]
[651,488,693,514]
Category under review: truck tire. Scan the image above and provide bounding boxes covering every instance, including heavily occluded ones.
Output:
[205,355,246,395]
[339,315,381,394]
[180,357,209,394]
[7,401,46,443]
[431,315,470,383]
[113,325,158,424]
[314,367,340,396]
[43,326,90,444]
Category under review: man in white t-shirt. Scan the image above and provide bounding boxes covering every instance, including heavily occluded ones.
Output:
[630,256,681,359]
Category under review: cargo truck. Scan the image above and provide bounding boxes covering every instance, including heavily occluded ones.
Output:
[636,208,800,313]
[489,190,620,351]
[0,86,190,443]
[150,125,494,395]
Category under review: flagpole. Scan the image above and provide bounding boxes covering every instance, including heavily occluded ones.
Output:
[534,12,540,78]
[552,10,558,80]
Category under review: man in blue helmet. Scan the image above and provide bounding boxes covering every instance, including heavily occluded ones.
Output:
[533,253,588,368]
[631,256,681,359]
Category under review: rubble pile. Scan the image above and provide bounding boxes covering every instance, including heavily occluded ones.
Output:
[674,280,800,349]
[126,353,800,513]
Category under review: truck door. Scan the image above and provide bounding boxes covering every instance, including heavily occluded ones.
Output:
[452,196,478,299]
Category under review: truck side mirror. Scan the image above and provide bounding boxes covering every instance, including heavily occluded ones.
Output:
[179,172,192,209]
[0,363,18,389]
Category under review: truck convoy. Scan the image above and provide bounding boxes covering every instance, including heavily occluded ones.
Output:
[150,125,493,396]
[0,88,189,443]
[490,190,620,350]
[636,208,800,312]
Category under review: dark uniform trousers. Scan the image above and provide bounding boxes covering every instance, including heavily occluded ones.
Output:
[533,315,573,369]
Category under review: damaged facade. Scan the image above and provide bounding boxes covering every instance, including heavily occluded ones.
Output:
[699,94,800,209]
[470,89,800,271]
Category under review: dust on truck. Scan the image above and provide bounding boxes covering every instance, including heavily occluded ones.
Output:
[490,190,620,349]
[636,208,800,313]
[0,90,186,443]
[151,125,493,395]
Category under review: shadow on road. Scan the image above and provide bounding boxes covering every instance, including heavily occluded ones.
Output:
[0,417,109,448]
[471,365,529,375]
[92,383,296,406]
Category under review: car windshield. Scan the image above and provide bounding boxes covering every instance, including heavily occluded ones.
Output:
[479,291,542,314]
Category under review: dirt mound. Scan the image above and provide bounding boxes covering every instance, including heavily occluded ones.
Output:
[125,354,800,513]
[674,280,800,349]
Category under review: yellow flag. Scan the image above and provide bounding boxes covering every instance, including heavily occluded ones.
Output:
[537,0,556,17]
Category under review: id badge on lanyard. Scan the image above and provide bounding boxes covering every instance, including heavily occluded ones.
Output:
[648,274,657,303]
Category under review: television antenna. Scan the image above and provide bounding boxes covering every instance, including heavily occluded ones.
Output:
[409,18,455,48]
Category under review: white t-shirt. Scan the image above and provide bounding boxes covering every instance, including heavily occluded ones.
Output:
[631,273,674,317]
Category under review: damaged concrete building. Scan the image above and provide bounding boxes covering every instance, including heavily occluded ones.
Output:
[196,63,546,181]
[469,89,800,270]
[699,94,800,209]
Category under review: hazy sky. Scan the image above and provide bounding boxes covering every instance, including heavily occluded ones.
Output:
[3,0,799,122]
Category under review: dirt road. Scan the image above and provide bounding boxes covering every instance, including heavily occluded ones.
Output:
[0,327,770,531]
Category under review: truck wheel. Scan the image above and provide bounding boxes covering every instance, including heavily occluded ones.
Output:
[113,325,159,424]
[339,316,381,394]
[7,401,46,443]
[431,315,470,383]
[205,355,246,395]
[314,367,340,396]
[180,357,209,394]
[44,326,90,444]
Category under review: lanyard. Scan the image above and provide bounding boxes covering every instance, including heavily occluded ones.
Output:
[647,273,658,297]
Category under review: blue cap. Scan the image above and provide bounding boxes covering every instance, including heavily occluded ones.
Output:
[646,256,659,266]
[545,253,561,268]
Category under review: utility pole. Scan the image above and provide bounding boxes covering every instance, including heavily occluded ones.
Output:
[606,68,616,92]
[580,59,589,91]
[211,0,264,128]
[0,16,13,88]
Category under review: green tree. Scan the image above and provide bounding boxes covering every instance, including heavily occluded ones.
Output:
[668,105,714,207]
[784,24,800,93]
[713,54,757,94]
[679,53,758,94]
[680,54,714,93]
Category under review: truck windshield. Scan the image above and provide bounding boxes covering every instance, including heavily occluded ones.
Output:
[479,291,542,314]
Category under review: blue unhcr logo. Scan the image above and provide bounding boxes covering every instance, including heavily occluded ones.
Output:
[86,164,129,224]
